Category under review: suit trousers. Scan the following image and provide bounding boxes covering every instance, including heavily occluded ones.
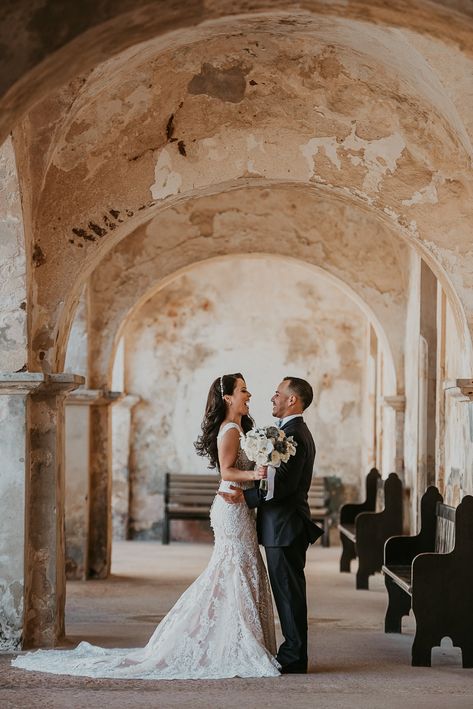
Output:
[264,531,310,667]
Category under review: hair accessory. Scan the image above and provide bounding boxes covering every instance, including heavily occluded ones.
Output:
[219,376,225,399]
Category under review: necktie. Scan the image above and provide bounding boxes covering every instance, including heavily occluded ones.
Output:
[278,419,283,428]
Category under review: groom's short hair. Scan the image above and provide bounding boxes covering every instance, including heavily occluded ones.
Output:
[283,377,313,410]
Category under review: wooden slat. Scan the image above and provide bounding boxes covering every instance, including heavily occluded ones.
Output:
[338,523,356,542]
[168,505,211,515]
[169,484,217,493]
[310,507,328,516]
[308,497,326,506]
[435,507,456,554]
[382,564,412,595]
[167,474,217,483]
[168,493,215,505]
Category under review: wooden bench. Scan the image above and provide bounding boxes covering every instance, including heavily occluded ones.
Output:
[163,473,218,544]
[338,470,403,589]
[308,477,331,547]
[338,468,380,575]
[382,487,473,667]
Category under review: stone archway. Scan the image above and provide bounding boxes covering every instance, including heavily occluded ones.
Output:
[3,0,473,652]
[7,12,472,373]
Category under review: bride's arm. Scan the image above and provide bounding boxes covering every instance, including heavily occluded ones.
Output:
[218,428,264,482]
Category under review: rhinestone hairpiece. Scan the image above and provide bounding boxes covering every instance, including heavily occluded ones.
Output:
[219,376,224,399]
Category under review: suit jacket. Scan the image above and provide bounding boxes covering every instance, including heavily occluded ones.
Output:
[243,417,324,547]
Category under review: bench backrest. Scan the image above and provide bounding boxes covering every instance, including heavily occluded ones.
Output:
[308,477,327,508]
[366,467,381,508]
[435,502,456,554]
[374,473,403,515]
[165,473,219,504]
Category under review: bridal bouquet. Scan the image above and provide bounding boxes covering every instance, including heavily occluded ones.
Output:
[240,425,297,468]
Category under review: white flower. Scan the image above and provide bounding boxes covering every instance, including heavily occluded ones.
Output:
[240,426,297,468]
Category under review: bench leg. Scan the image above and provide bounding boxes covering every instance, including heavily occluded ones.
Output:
[384,575,411,633]
[322,518,330,548]
[356,564,370,590]
[461,647,473,669]
[411,636,432,667]
[340,534,356,572]
[162,514,170,545]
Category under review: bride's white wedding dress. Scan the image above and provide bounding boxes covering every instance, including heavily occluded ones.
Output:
[12,422,280,680]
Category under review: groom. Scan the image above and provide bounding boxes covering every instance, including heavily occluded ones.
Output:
[219,376,323,674]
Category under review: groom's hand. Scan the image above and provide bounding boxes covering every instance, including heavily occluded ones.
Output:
[218,486,244,504]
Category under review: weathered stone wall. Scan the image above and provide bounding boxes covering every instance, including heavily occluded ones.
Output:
[403,252,473,529]
[4,0,473,648]
[64,289,88,382]
[122,257,367,539]
[7,12,472,375]
[0,137,26,372]
[0,138,28,650]
[442,299,473,505]
[0,392,26,649]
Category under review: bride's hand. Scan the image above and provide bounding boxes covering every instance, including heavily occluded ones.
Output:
[253,465,268,480]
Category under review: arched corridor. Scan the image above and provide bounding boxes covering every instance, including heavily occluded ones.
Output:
[1,1,473,696]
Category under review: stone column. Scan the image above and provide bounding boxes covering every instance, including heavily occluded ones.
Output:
[87,391,122,579]
[383,395,406,481]
[0,374,42,651]
[112,394,140,541]
[0,372,83,650]
[65,390,104,580]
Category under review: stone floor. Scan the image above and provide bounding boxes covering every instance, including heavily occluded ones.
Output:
[1,540,472,708]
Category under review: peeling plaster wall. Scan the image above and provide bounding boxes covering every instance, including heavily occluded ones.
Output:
[64,288,88,383]
[0,394,26,649]
[0,137,28,648]
[123,257,367,540]
[12,18,473,372]
[404,253,473,525]
[88,186,407,392]
[443,301,473,504]
[404,251,421,531]
[64,403,89,579]
[3,1,473,146]
[0,137,27,372]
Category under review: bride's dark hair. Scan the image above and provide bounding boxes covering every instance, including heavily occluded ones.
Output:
[194,373,254,469]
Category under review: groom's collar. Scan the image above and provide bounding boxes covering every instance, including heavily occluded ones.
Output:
[279,413,303,428]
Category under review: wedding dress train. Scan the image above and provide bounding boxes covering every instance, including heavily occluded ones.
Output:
[12,423,280,680]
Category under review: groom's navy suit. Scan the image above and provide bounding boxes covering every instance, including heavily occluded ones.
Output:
[243,416,323,671]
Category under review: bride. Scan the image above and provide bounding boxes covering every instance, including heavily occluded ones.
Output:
[12,372,281,680]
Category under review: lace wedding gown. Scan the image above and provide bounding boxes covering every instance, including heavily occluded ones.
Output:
[12,422,280,680]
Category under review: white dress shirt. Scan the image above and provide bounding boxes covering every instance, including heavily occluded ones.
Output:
[265,415,303,501]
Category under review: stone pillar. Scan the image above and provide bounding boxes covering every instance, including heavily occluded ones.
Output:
[112,394,140,540]
[0,374,42,651]
[383,395,406,481]
[87,391,122,579]
[65,390,104,580]
[0,372,83,650]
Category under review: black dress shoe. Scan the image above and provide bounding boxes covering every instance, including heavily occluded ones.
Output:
[279,662,308,674]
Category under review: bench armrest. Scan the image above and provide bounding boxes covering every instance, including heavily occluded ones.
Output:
[339,501,371,525]
[384,533,424,566]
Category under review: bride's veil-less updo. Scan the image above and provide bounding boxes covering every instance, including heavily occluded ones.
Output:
[194,373,254,470]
